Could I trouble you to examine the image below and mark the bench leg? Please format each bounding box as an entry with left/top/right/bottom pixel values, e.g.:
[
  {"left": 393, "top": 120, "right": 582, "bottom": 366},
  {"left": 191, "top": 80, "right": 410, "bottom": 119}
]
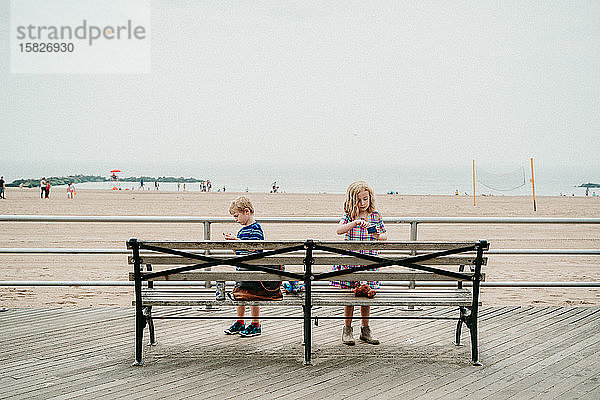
[
  {"left": 468, "top": 316, "right": 481, "bottom": 366},
  {"left": 303, "top": 240, "right": 314, "bottom": 366},
  {"left": 133, "top": 304, "right": 145, "bottom": 366},
  {"left": 454, "top": 320, "right": 463, "bottom": 346},
  {"left": 462, "top": 308, "right": 482, "bottom": 366},
  {"left": 144, "top": 306, "right": 158, "bottom": 346},
  {"left": 454, "top": 306, "right": 467, "bottom": 346},
  {"left": 303, "top": 304, "right": 312, "bottom": 365}
]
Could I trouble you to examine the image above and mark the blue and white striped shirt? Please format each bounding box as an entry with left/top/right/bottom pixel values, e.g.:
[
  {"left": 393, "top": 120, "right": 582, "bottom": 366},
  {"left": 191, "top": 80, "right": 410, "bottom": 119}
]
[
  {"left": 236, "top": 222, "right": 264, "bottom": 241},
  {"left": 235, "top": 222, "right": 264, "bottom": 259}
]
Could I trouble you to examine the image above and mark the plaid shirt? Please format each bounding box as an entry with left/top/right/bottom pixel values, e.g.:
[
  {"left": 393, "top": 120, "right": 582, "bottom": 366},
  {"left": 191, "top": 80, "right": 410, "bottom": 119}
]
[
  {"left": 341, "top": 211, "right": 386, "bottom": 241},
  {"left": 332, "top": 211, "right": 387, "bottom": 289}
]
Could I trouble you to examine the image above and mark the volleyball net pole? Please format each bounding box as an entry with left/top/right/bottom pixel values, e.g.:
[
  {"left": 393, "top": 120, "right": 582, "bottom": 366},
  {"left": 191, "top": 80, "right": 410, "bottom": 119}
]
[
  {"left": 472, "top": 160, "right": 476, "bottom": 206},
  {"left": 530, "top": 157, "right": 537, "bottom": 212}
]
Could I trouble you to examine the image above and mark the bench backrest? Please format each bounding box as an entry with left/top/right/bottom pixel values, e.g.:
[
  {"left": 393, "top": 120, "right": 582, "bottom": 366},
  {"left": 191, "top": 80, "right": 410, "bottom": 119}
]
[{"left": 127, "top": 240, "right": 488, "bottom": 283}]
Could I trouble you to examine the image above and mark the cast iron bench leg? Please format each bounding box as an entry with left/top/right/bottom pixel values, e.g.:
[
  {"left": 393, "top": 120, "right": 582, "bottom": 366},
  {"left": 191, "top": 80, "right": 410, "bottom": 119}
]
[
  {"left": 144, "top": 306, "right": 157, "bottom": 346},
  {"left": 133, "top": 302, "right": 145, "bottom": 366},
  {"left": 469, "top": 316, "right": 481, "bottom": 366},
  {"left": 144, "top": 264, "right": 158, "bottom": 346},
  {"left": 454, "top": 314, "right": 464, "bottom": 346}
]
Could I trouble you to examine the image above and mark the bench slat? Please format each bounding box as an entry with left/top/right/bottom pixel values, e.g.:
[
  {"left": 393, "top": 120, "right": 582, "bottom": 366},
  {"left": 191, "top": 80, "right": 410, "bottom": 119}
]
[
  {"left": 129, "top": 271, "right": 485, "bottom": 282},
  {"left": 128, "top": 255, "right": 486, "bottom": 266},
  {"left": 136, "top": 289, "right": 474, "bottom": 307},
  {"left": 129, "top": 240, "right": 486, "bottom": 251}
]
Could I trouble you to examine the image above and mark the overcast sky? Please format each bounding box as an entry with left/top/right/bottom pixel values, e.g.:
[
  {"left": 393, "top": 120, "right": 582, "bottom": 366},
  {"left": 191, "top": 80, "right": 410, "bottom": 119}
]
[{"left": 1, "top": 1, "right": 599, "bottom": 178}]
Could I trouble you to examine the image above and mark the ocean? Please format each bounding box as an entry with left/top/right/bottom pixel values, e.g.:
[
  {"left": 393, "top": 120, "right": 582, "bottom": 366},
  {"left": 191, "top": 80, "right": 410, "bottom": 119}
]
[{"left": 2, "top": 161, "right": 598, "bottom": 196}]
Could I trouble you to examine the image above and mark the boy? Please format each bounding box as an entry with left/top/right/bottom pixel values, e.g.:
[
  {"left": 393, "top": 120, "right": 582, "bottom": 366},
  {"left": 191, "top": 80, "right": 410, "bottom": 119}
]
[{"left": 223, "top": 196, "right": 264, "bottom": 337}]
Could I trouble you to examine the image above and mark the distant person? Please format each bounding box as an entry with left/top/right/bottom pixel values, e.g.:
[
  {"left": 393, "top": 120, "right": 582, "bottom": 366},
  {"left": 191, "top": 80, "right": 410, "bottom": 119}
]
[
  {"left": 0, "top": 176, "right": 5, "bottom": 199},
  {"left": 40, "top": 177, "right": 46, "bottom": 198},
  {"left": 334, "top": 181, "right": 387, "bottom": 346},
  {"left": 586, "top": 187, "right": 589, "bottom": 196},
  {"left": 139, "top": 179, "right": 144, "bottom": 190},
  {"left": 207, "top": 180, "right": 212, "bottom": 192},
  {"left": 45, "top": 179, "right": 51, "bottom": 198},
  {"left": 154, "top": 180, "right": 159, "bottom": 190},
  {"left": 183, "top": 183, "right": 186, "bottom": 191},
  {"left": 177, "top": 182, "right": 180, "bottom": 191},
  {"left": 67, "top": 182, "right": 75, "bottom": 199}
]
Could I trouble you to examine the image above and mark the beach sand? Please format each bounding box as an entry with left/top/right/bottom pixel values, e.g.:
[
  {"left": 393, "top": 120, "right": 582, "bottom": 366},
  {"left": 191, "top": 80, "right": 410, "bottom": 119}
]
[{"left": 1, "top": 188, "right": 599, "bottom": 307}]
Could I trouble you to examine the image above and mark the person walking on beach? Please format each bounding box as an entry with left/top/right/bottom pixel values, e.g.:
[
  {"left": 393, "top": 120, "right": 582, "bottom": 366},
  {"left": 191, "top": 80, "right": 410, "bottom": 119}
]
[
  {"left": 223, "top": 196, "right": 266, "bottom": 337},
  {"left": 333, "top": 181, "right": 387, "bottom": 346},
  {"left": 67, "top": 182, "right": 75, "bottom": 199},
  {"left": 139, "top": 179, "right": 144, "bottom": 190},
  {"left": 45, "top": 179, "right": 51, "bottom": 198},
  {"left": 40, "top": 177, "right": 46, "bottom": 198},
  {"left": 0, "top": 176, "right": 5, "bottom": 199}
]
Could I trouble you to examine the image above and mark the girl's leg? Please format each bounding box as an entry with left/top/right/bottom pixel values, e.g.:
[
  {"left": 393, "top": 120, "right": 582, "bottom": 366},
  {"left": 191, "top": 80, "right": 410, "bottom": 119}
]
[
  {"left": 344, "top": 305, "right": 354, "bottom": 327},
  {"left": 250, "top": 306, "right": 260, "bottom": 325},
  {"left": 359, "top": 306, "right": 379, "bottom": 344},
  {"left": 342, "top": 306, "right": 355, "bottom": 345},
  {"left": 360, "top": 305, "right": 370, "bottom": 327}
]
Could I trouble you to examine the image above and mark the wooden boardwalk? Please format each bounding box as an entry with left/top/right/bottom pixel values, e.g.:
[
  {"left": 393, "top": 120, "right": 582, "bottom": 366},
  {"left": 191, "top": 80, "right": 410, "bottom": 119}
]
[{"left": 1, "top": 306, "right": 599, "bottom": 399}]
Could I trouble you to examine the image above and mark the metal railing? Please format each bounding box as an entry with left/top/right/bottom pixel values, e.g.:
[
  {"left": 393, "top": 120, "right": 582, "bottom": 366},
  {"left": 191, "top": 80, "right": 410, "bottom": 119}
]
[{"left": 1, "top": 215, "right": 599, "bottom": 288}]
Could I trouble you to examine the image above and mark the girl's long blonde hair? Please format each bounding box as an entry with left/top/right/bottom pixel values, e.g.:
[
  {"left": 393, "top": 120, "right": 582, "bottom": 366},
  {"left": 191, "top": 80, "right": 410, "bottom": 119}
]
[{"left": 344, "top": 181, "right": 375, "bottom": 220}]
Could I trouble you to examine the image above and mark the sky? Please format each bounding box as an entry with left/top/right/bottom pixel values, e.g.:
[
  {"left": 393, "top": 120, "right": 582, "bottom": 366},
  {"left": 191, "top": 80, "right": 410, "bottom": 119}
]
[{"left": 1, "top": 1, "right": 599, "bottom": 182}]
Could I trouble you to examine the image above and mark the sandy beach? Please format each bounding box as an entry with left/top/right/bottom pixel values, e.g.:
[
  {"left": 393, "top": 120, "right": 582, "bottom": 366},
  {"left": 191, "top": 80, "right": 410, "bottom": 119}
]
[{"left": 1, "top": 188, "right": 598, "bottom": 307}]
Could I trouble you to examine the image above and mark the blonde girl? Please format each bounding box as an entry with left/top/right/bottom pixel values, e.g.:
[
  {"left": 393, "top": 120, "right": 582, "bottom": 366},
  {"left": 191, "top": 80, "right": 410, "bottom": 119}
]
[{"left": 334, "top": 181, "right": 387, "bottom": 345}]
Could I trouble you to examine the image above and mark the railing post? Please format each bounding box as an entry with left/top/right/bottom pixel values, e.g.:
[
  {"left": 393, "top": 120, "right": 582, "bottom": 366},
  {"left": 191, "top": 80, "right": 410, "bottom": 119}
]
[
  {"left": 203, "top": 221, "right": 212, "bottom": 289},
  {"left": 303, "top": 239, "right": 315, "bottom": 366},
  {"left": 130, "top": 238, "right": 144, "bottom": 366},
  {"left": 408, "top": 222, "right": 419, "bottom": 309},
  {"left": 203, "top": 221, "right": 211, "bottom": 241},
  {"left": 409, "top": 221, "right": 418, "bottom": 241}
]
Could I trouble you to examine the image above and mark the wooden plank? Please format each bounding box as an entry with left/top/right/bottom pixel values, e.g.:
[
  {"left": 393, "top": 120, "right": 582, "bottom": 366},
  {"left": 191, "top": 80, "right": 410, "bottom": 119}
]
[
  {"left": 130, "top": 270, "right": 482, "bottom": 281},
  {"left": 485, "top": 335, "right": 600, "bottom": 399},
  {"left": 128, "top": 255, "right": 486, "bottom": 266},
  {"left": 417, "top": 308, "right": 598, "bottom": 399},
  {"left": 129, "top": 240, "right": 484, "bottom": 251},
  {"left": 138, "top": 290, "right": 474, "bottom": 307},
  {"left": 3, "top": 306, "right": 598, "bottom": 399}
]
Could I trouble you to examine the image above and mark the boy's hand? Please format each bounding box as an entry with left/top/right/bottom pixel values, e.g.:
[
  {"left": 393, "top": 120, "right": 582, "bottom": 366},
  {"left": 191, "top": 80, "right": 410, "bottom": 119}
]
[{"left": 223, "top": 232, "right": 237, "bottom": 240}]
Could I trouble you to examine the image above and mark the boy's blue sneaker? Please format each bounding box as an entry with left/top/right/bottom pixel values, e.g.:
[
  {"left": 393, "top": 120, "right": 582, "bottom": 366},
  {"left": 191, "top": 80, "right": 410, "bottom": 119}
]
[
  {"left": 239, "top": 323, "right": 261, "bottom": 337},
  {"left": 224, "top": 320, "right": 245, "bottom": 335}
]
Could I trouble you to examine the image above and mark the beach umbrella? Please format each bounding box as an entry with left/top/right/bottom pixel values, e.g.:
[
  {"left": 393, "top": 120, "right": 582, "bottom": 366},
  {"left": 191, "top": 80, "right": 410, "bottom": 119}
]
[{"left": 110, "top": 169, "right": 121, "bottom": 186}]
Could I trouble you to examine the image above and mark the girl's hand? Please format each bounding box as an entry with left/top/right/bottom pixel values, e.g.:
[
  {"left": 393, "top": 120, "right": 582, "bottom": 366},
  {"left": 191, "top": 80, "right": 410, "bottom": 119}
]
[
  {"left": 375, "top": 232, "right": 387, "bottom": 241},
  {"left": 223, "top": 232, "right": 236, "bottom": 240},
  {"left": 355, "top": 219, "right": 368, "bottom": 228}
]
